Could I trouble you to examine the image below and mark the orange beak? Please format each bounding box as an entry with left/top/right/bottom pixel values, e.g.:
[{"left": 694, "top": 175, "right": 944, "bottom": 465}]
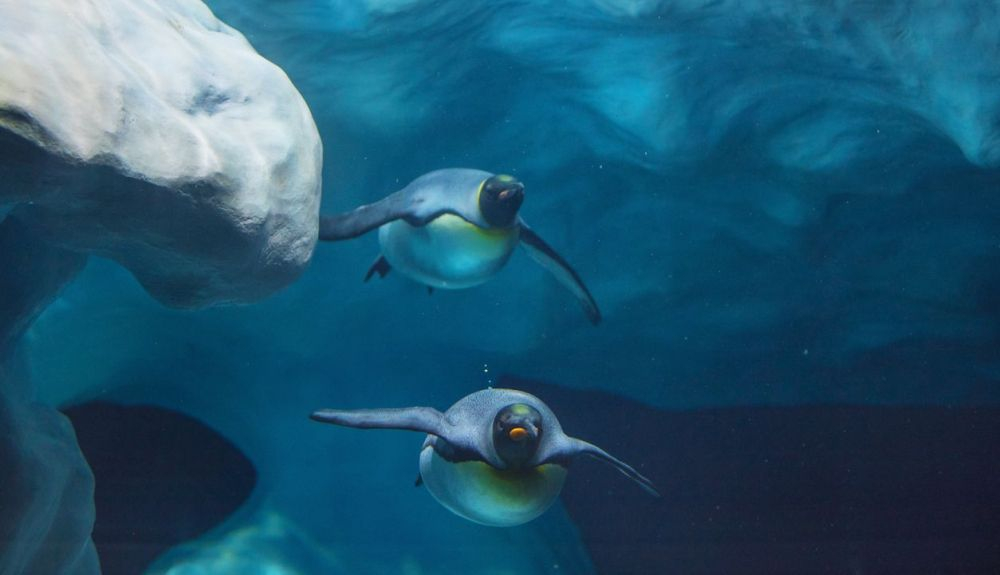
[{"left": 509, "top": 427, "right": 529, "bottom": 441}]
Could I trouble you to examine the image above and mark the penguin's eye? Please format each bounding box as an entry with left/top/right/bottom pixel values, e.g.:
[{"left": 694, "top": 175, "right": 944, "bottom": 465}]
[{"left": 509, "top": 427, "right": 528, "bottom": 441}]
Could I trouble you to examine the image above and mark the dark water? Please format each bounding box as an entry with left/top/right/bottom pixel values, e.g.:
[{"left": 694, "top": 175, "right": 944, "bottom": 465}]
[{"left": 3, "top": 1, "right": 1000, "bottom": 574}]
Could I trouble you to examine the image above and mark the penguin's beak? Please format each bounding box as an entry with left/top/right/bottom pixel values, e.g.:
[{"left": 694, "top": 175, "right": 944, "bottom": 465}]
[
  {"left": 508, "top": 422, "right": 537, "bottom": 442},
  {"left": 499, "top": 184, "right": 524, "bottom": 202}
]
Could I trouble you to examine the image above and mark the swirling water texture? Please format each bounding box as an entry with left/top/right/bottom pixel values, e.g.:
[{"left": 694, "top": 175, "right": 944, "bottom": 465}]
[{"left": 195, "top": 0, "right": 1000, "bottom": 405}]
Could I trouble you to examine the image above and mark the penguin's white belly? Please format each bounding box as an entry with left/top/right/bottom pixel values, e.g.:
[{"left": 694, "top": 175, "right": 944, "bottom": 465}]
[
  {"left": 379, "top": 214, "right": 519, "bottom": 289},
  {"left": 418, "top": 446, "right": 567, "bottom": 527}
]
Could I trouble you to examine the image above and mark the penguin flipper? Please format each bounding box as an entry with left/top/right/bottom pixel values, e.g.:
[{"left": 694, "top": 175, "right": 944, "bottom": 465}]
[
  {"left": 310, "top": 406, "right": 446, "bottom": 436},
  {"left": 364, "top": 255, "right": 391, "bottom": 282},
  {"left": 541, "top": 437, "right": 660, "bottom": 497},
  {"left": 311, "top": 406, "right": 486, "bottom": 463},
  {"left": 518, "top": 221, "right": 601, "bottom": 325},
  {"left": 319, "top": 188, "right": 458, "bottom": 241}
]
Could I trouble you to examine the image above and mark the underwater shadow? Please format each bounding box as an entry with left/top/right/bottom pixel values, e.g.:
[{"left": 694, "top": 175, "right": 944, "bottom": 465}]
[
  {"left": 509, "top": 377, "right": 1000, "bottom": 575},
  {"left": 63, "top": 402, "right": 256, "bottom": 575}
]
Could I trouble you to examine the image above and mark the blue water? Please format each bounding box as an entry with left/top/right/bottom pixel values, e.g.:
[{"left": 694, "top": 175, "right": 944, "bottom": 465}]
[{"left": 3, "top": 1, "right": 1000, "bottom": 574}]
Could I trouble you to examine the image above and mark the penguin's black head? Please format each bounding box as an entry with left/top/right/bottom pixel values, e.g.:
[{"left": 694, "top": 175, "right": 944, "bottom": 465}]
[
  {"left": 479, "top": 174, "right": 524, "bottom": 227},
  {"left": 492, "top": 403, "right": 542, "bottom": 469}
]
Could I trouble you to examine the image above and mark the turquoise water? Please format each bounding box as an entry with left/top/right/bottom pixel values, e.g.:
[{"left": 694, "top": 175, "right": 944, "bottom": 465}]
[{"left": 2, "top": 1, "right": 999, "bottom": 574}]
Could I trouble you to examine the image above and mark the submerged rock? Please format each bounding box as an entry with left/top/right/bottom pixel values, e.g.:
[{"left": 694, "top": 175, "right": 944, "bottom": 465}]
[
  {"left": 0, "top": 1, "right": 319, "bottom": 574},
  {"left": 0, "top": 216, "right": 86, "bottom": 350},
  {"left": 0, "top": 0, "right": 322, "bottom": 307},
  {"left": 0, "top": 219, "right": 92, "bottom": 575},
  {"left": 0, "top": 360, "right": 99, "bottom": 575}
]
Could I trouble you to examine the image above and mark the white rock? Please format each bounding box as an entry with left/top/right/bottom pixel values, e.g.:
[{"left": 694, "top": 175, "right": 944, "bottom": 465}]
[
  {"left": 0, "top": 1, "right": 321, "bottom": 572},
  {"left": 0, "top": 0, "right": 322, "bottom": 307}
]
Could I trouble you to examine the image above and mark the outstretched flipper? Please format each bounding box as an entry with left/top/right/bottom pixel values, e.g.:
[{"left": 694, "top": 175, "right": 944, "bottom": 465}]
[
  {"left": 364, "top": 255, "right": 391, "bottom": 282},
  {"left": 575, "top": 439, "right": 660, "bottom": 497},
  {"left": 540, "top": 437, "right": 659, "bottom": 497},
  {"left": 319, "top": 187, "right": 460, "bottom": 241},
  {"left": 518, "top": 221, "right": 601, "bottom": 325},
  {"left": 311, "top": 405, "right": 486, "bottom": 463},
  {"left": 310, "top": 406, "right": 446, "bottom": 435}
]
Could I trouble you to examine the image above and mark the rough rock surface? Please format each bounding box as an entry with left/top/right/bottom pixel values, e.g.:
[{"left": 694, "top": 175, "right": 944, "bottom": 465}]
[
  {"left": 0, "top": 359, "right": 99, "bottom": 575},
  {"left": 1, "top": 1, "right": 320, "bottom": 573},
  {"left": 0, "top": 216, "right": 86, "bottom": 350},
  {"left": 0, "top": 216, "right": 93, "bottom": 574},
  {"left": 0, "top": 0, "right": 322, "bottom": 307}
]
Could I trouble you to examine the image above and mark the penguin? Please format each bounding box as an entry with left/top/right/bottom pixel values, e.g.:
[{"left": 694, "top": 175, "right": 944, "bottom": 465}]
[
  {"left": 310, "top": 388, "right": 658, "bottom": 527},
  {"left": 318, "top": 169, "right": 601, "bottom": 324}
]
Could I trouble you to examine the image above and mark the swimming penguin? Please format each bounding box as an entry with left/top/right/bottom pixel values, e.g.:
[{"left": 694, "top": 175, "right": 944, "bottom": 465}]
[
  {"left": 318, "top": 169, "right": 600, "bottom": 324},
  {"left": 310, "top": 388, "right": 658, "bottom": 526}
]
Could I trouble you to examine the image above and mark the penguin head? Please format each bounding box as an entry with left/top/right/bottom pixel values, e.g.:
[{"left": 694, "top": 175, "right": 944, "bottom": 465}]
[
  {"left": 492, "top": 403, "right": 542, "bottom": 469},
  {"left": 479, "top": 174, "right": 525, "bottom": 227}
]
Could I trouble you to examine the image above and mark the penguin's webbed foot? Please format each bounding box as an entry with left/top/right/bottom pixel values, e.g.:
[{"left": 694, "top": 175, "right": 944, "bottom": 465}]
[{"left": 364, "top": 255, "right": 392, "bottom": 282}]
